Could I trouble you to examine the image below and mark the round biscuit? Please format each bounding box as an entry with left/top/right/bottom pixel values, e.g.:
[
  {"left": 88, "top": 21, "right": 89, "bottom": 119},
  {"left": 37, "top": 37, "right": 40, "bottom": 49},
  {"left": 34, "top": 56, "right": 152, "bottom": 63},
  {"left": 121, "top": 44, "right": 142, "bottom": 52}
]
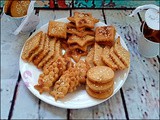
[
  {"left": 10, "top": 0, "right": 30, "bottom": 17},
  {"left": 87, "top": 66, "right": 114, "bottom": 83},
  {"left": 86, "top": 78, "right": 114, "bottom": 92},
  {"left": 86, "top": 85, "right": 114, "bottom": 99}
]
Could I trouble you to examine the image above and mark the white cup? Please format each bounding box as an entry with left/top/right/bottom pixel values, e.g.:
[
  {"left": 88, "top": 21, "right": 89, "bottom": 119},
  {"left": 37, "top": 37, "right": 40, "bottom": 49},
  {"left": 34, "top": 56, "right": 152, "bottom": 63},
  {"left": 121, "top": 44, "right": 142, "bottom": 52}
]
[{"left": 138, "top": 22, "right": 159, "bottom": 58}]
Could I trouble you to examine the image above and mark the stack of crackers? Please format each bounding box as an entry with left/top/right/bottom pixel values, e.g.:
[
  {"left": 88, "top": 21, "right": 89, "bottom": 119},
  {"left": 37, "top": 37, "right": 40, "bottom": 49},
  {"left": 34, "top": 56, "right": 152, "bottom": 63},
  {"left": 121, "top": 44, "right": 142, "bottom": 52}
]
[
  {"left": 86, "top": 66, "right": 114, "bottom": 99},
  {"left": 21, "top": 11, "right": 130, "bottom": 100}
]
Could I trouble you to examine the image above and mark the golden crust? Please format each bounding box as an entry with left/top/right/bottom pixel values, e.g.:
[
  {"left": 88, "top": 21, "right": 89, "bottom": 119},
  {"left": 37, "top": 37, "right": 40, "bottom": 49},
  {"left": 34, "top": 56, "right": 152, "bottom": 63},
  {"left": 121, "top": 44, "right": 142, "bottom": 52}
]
[
  {"left": 95, "top": 26, "right": 116, "bottom": 46},
  {"left": 86, "top": 85, "right": 113, "bottom": 99},
  {"left": 48, "top": 21, "right": 67, "bottom": 39}
]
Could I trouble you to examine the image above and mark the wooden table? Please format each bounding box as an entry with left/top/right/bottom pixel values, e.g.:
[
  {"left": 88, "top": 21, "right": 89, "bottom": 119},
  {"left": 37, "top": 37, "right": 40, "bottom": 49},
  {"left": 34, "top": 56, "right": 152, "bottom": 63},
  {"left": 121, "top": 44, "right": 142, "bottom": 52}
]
[{"left": 1, "top": 9, "right": 159, "bottom": 119}]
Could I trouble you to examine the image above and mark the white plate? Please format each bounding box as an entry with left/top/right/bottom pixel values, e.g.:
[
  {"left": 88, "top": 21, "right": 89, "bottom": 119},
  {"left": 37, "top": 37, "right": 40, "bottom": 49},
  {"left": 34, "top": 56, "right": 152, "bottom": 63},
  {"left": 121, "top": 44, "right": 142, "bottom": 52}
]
[{"left": 19, "top": 18, "right": 130, "bottom": 109}]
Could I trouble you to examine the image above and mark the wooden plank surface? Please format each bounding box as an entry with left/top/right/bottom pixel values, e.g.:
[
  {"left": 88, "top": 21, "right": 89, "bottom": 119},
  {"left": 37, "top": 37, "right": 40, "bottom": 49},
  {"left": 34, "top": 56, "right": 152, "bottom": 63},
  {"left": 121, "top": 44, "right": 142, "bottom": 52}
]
[
  {"left": 104, "top": 10, "right": 159, "bottom": 119},
  {"left": 1, "top": 14, "right": 31, "bottom": 119},
  {"left": 69, "top": 9, "right": 126, "bottom": 119},
  {"left": 11, "top": 10, "right": 70, "bottom": 119}
]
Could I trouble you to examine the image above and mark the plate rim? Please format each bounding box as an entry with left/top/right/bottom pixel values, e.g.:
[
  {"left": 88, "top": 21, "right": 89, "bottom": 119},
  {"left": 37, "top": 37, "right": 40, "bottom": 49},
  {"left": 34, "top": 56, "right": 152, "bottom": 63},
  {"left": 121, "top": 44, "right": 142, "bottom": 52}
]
[{"left": 19, "top": 17, "right": 130, "bottom": 109}]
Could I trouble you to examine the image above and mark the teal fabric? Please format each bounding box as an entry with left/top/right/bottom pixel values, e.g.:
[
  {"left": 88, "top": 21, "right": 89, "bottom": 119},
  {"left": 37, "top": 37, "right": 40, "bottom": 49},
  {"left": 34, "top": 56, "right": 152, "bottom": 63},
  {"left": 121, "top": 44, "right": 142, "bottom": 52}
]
[{"left": 0, "top": 0, "right": 159, "bottom": 8}]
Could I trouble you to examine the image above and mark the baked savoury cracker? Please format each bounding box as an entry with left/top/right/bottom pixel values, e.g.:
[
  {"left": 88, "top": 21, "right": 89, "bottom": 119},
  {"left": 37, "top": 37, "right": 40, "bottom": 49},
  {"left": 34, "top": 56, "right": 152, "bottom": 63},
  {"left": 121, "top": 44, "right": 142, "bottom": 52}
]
[
  {"left": 38, "top": 37, "right": 56, "bottom": 69},
  {"left": 28, "top": 33, "right": 46, "bottom": 62},
  {"left": 113, "top": 37, "right": 130, "bottom": 67},
  {"left": 33, "top": 34, "right": 49, "bottom": 65},
  {"left": 21, "top": 31, "right": 43, "bottom": 61}
]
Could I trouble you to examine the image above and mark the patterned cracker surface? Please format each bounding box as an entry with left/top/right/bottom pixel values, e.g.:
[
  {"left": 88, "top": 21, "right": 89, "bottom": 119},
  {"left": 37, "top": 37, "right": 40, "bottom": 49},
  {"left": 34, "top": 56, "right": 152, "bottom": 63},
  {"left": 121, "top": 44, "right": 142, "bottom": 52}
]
[
  {"left": 50, "top": 67, "right": 80, "bottom": 100},
  {"left": 73, "top": 12, "right": 99, "bottom": 29},
  {"left": 21, "top": 31, "right": 43, "bottom": 61},
  {"left": 75, "top": 60, "right": 89, "bottom": 84},
  {"left": 33, "top": 34, "right": 50, "bottom": 65},
  {"left": 68, "top": 35, "right": 95, "bottom": 47},
  {"left": 35, "top": 57, "right": 68, "bottom": 94},
  {"left": 101, "top": 46, "right": 118, "bottom": 71},
  {"left": 28, "top": 33, "right": 46, "bottom": 62},
  {"left": 93, "top": 43, "right": 105, "bottom": 66},
  {"left": 114, "top": 37, "right": 130, "bottom": 67},
  {"left": 85, "top": 48, "right": 95, "bottom": 68},
  {"left": 109, "top": 47, "right": 126, "bottom": 70},
  {"left": 43, "top": 40, "right": 62, "bottom": 72},
  {"left": 95, "top": 26, "right": 116, "bottom": 45},
  {"left": 38, "top": 37, "right": 56, "bottom": 69},
  {"left": 48, "top": 21, "right": 67, "bottom": 39}
]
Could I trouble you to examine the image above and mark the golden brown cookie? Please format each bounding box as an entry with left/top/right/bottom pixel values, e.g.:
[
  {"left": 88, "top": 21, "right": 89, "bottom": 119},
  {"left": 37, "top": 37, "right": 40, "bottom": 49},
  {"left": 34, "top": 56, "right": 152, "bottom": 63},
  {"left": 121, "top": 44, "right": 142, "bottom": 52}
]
[
  {"left": 72, "top": 12, "right": 99, "bottom": 29},
  {"left": 109, "top": 47, "right": 126, "bottom": 70},
  {"left": 93, "top": 43, "right": 105, "bottom": 66},
  {"left": 48, "top": 21, "right": 67, "bottom": 39},
  {"left": 67, "top": 25, "right": 95, "bottom": 37},
  {"left": 38, "top": 37, "right": 57, "bottom": 69},
  {"left": 85, "top": 48, "right": 95, "bottom": 68},
  {"left": 21, "top": 31, "right": 43, "bottom": 61},
  {"left": 113, "top": 37, "right": 130, "bottom": 67},
  {"left": 69, "top": 41, "right": 93, "bottom": 52},
  {"left": 95, "top": 26, "right": 116, "bottom": 46},
  {"left": 67, "top": 22, "right": 85, "bottom": 31},
  {"left": 86, "top": 78, "right": 114, "bottom": 92},
  {"left": 87, "top": 66, "right": 114, "bottom": 83},
  {"left": 101, "top": 46, "right": 118, "bottom": 71},
  {"left": 35, "top": 57, "right": 68, "bottom": 94},
  {"left": 10, "top": 0, "right": 30, "bottom": 17},
  {"left": 43, "top": 40, "right": 62, "bottom": 72},
  {"left": 33, "top": 34, "right": 50, "bottom": 66},
  {"left": 86, "top": 85, "right": 113, "bottom": 99},
  {"left": 68, "top": 35, "right": 95, "bottom": 47},
  {"left": 50, "top": 67, "right": 80, "bottom": 100},
  {"left": 28, "top": 33, "right": 46, "bottom": 62},
  {"left": 75, "top": 60, "right": 89, "bottom": 84}
]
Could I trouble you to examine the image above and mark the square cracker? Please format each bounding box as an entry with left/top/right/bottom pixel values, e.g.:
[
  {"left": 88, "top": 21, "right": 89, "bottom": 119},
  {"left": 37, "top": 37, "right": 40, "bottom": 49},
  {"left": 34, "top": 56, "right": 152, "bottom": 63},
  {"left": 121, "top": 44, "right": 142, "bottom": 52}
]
[
  {"left": 48, "top": 21, "right": 67, "bottom": 39},
  {"left": 21, "top": 31, "right": 43, "bottom": 61},
  {"left": 95, "top": 26, "right": 116, "bottom": 46}
]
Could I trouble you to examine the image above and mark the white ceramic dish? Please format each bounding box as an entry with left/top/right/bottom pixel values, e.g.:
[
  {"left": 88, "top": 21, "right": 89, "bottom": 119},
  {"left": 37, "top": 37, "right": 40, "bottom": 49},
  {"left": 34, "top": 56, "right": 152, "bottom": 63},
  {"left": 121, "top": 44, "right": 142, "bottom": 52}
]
[{"left": 19, "top": 18, "right": 130, "bottom": 109}]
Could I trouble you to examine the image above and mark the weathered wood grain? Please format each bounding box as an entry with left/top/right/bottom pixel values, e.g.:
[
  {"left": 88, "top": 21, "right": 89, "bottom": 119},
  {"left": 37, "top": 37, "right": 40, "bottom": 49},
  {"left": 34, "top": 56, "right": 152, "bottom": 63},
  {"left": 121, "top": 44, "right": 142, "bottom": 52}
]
[
  {"left": 1, "top": 14, "right": 31, "bottom": 119},
  {"left": 11, "top": 10, "right": 70, "bottom": 119},
  {"left": 104, "top": 10, "right": 159, "bottom": 119},
  {"left": 69, "top": 9, "right": 126, "bottom": 119}
]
